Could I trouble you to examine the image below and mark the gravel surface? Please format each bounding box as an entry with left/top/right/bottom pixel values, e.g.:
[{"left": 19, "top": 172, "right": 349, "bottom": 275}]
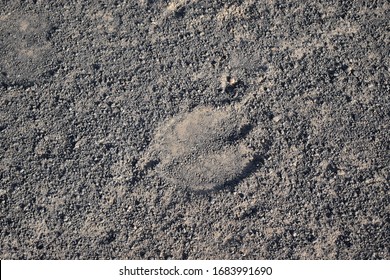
[{"left": 1, "top": 0, "right": 389, "bottom": 259}]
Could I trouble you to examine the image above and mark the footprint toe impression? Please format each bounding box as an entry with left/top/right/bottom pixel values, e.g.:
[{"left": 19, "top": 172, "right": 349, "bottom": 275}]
[{"left": 141, "top": 105, "right": 260, "bottom": 192}]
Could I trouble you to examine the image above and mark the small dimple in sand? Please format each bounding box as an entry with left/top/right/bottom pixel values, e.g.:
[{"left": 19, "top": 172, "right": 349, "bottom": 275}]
[{"left": 140, "top": 105, "right": 258, "bottom": 191}]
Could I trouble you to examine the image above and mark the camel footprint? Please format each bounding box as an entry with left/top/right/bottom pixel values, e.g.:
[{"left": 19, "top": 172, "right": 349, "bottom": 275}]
[{"left": 140, "top": 97, "right": 268, "bottom": 192}]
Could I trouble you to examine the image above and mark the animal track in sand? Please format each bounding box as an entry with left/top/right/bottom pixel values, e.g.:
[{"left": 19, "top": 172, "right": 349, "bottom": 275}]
[
  {"left": 140, "top": 100, "right": 266, "bottom": 192},
  {"left": 0, "top": 13, "right": 53, "bottom": 86}
]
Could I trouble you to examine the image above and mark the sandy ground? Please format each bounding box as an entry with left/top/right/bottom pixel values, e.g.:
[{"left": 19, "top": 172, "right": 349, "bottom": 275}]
[{"left": 0, "top": 0, "right": 389, "bottom": 259}]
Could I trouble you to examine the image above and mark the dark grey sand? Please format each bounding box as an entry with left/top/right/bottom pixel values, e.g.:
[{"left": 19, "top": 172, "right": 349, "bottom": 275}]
[{"left": 1, "top": 0, "right": 389, "bottom": 259}]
